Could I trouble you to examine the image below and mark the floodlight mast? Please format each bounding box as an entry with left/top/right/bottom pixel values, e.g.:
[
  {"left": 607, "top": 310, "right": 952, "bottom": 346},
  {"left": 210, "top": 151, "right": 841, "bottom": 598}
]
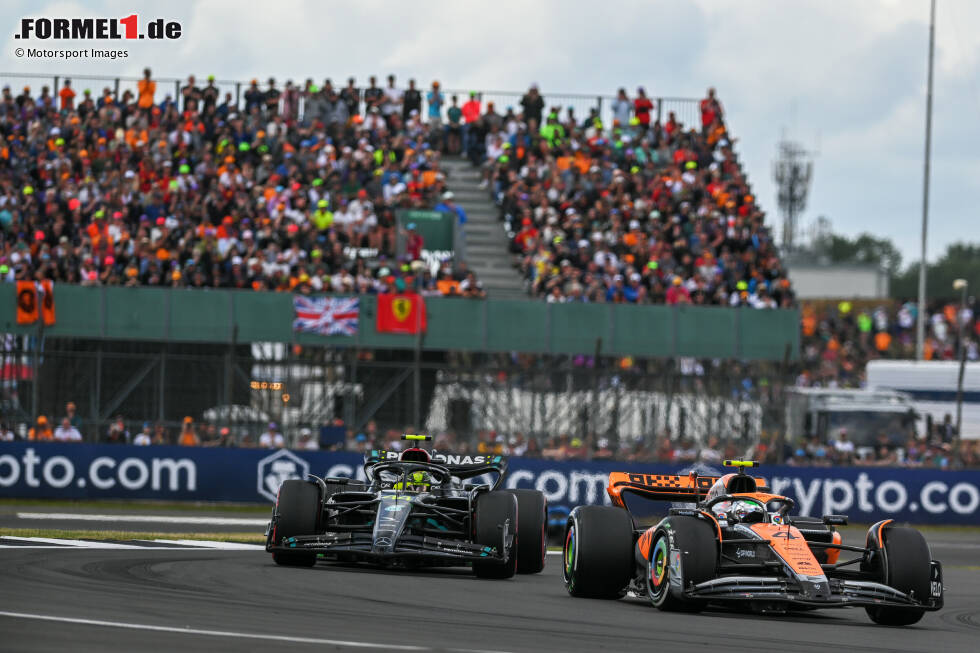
[{"left": 916, "top": 0, "right": 936, "bottom": 360}]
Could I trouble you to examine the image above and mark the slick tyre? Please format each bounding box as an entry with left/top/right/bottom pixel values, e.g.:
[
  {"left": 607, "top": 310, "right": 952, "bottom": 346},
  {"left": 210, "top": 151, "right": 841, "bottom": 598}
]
[
  {"left": 647, "top": 516, "right": 716, "bottom": 612},
  {"left": 271, "top": 480, "right": 320, "bottom": 568},
  {"left": 472, "top": 491, "right": 519, "bottom": 579},
  {"left": 866, "top": 527, "right": 931, "bottom": 626},
  {"left": 562, "top": 505, "right": 633, "bottom": 599},
  {"left": 506, "top": 489, "right": 547, "bottom": 574}
]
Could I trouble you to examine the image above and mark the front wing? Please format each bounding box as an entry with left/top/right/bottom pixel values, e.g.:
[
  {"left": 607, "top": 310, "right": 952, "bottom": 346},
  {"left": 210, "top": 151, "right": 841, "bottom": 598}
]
[
  {"left": 267, "top": 531, "right": 506, "bottom": 566},
  {"left": 684, "top": 561, "right": 944, "bottom": 611}
]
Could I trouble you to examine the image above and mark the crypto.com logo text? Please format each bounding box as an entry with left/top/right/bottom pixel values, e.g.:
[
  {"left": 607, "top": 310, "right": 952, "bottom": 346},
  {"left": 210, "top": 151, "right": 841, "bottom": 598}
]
[{"left": 15, "top": 15, "right": 182, "bottom": 40}]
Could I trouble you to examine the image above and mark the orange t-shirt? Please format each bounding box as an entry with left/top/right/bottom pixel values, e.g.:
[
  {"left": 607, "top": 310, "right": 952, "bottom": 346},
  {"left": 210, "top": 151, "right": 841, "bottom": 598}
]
[
  {"left": 874, "top": 331, "right": 892, "bottom": 352},
  {"left": 138, "top": 79, "right": 156, "bottom": 108},
  {"left": 178, "top": 431, "right": 200, "bottom": 446}
]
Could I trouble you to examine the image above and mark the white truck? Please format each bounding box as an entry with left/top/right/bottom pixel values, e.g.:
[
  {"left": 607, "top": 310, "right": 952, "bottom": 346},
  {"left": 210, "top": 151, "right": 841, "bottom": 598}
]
[
  {"left": 786, "top": 387, "right": 918, "bottom": 457},
  {"left": 866, "top": 360, "right": 980, "bottom": 440}
]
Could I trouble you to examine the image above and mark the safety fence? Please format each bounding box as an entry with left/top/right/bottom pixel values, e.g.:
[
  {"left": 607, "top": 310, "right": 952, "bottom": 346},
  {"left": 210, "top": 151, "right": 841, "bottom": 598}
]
[
  {"left": 1, "top": 442, "right": 977, "bottom": 525},
  {"left": 0, "top": 338, "right": 791, "bottom": 451}
]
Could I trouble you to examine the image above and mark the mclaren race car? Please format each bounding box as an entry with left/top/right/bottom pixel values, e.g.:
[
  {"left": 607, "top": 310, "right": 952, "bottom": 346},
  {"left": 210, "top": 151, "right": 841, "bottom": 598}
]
[
  {"left": 562, "top": 460, "right": 943, "bottom": 625},
  {"left": 266, "top": 435, "right": 547, "bottom": 578}
]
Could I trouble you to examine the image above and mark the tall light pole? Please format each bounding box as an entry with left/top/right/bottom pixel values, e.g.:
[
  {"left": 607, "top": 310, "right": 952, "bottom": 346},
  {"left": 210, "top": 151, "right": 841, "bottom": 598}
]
[
  {"left": 953, "top": 278, "right": 967, "bottom": 457},
  {"left": 916, "top": 0, "right": 936, "bottom": 360}
]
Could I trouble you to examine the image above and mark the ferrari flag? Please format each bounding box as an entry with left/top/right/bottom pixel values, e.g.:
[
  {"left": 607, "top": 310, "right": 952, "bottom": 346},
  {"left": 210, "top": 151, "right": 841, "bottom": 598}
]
[
  {"left": 293, "top": 296, "right": 359, "bottom": 336},
  {"left": 376, "top": 293, "right": 427, "bottom": 334}
]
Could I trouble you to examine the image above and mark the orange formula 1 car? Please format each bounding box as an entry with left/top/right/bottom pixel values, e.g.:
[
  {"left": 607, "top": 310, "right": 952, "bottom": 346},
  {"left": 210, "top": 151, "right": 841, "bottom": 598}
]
[{"left": 561, "top": 461, "right": 943, "bottom": 625}]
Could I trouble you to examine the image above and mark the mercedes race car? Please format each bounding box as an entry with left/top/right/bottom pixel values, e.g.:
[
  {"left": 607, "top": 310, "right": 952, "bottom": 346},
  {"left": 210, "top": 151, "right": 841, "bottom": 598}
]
[
  {"left": 562, "top": 460, "right": 944, "bottom": 625},
  {"left": 266, "top": 435, "right": 547, "bottom": 578}
]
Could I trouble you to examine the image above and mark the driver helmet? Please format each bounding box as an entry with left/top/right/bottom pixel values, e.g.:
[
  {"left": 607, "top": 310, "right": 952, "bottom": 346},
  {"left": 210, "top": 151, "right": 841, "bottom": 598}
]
[
  {"left": 400, "top": 447, "right": 430, "bottom": 463},
  {"left": 727, "top": 499, "right": 765, "bottom": 524},
  {"left": 403, "top": 470, "right": 430, "bottom": 492}
]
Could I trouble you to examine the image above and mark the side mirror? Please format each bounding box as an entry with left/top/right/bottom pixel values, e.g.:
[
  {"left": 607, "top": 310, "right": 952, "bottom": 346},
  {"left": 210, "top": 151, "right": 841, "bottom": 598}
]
[{"left": 822, "top": 514, "right": 848, "bottom": 526}]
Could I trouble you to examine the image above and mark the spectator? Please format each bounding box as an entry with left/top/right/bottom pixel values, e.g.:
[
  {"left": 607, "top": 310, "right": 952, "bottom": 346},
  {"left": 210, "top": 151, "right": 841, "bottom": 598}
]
[
  {"left": 152, "top": 422, "right": 170, "bottom": 445},
  {"left": 137, "top": 68, "right": 155, "bottom": 112},
  {"left": 64, "top": 401, "right": 81, "bottom": 429},
  {"left": 382, "top": 74, "right": 402, "bottom": 126},
  {"left": 298, "top": 428, "right": 320, "bottom": 450},
  {"left": 54, "top": 417, "right": 82, "bottom": 443},
  {"left": 133, "top": 422, "right": 153, "bottom": 446},
  {"left": 832, "top": 428, "right": 855, "bottom": 464},
  {"left": 28, "top": 416, "right": 53, "bottom": 441},
  {"left": 699, "top": 435, "right": 722, "bottom": 464},
  {"left": 58, "top": 79, "right": 76, "bottom": 111},
  {"left": 0, "top": 422, "right": 14, "bottom": 441},
  {"left": 520, "top": 84, "right": 545, "bottom": 131},
  {"left": 446, "top": 94, "right": 462, "bottom": 154},
  {"left": 259, "top": 422, "right": 285, "bottom": 448},
  {"left": 105, "top": 416, "right": 130, "bottom": 444},
  {"left": 404, "top": 223, "right": 424, "bottom": 261},
  {"left": 178, "top": 417, "right": 200, "bottom": 446},
  {"left": 611, "top": 88, "right": 631, "bottom": 127},
  {"left": 633, "top": 86, "right": 653, "bottom": 130},
  {"left": 403, "top": 78, "right": 421, "bottom": 123}
]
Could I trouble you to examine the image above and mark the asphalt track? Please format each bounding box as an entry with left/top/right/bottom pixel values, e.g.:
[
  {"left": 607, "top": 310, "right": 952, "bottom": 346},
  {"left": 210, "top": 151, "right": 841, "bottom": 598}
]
[{"left": 1, "top": 532, "right": 979, "bottom": 652}]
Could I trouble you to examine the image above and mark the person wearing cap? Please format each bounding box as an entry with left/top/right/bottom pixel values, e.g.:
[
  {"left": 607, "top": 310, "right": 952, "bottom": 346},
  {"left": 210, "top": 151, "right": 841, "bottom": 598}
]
[
  {"left": 298, "top": 427, "right": 320, "bottom": 451},
  {"left": 434, "top": 191, "right": 467, "bottom": 226},
  {"left": 426, "top": 80, "right": 444, "bottom": 134},
  {"left": 133, "top": 422, "right": 153, "bottom": 446},
  {"left": 259, "top": 422, "right": 285, "bottom": 449},
  {"left": 404, "top": 222, "right": 424, "bottom": 261},
  {"left": 178, "top": 417, "right": 200, "bottom": 446},
  {"left": 28, "top": 416, "right": 54, "bottom": 441}
]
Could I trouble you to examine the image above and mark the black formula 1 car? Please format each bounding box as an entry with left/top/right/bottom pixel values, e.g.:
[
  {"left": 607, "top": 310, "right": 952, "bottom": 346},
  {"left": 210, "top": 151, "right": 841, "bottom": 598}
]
[
  {"left": 562, "top": 461, "right": 944, "bottom": 625},
  {"left": 266, "top": 435, "right": 547, "bottom": 578}
]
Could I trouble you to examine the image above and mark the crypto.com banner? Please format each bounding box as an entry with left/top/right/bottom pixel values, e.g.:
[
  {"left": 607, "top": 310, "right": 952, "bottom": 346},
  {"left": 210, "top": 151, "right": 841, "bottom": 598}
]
[{"left": 1, "top": 442, "right": 978, "bottom": 525}]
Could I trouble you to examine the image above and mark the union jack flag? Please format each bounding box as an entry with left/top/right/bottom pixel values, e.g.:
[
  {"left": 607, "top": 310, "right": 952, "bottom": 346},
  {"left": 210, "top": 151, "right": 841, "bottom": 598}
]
[{"left": 293, "top": 296, "right": 359, "bottom": 336}]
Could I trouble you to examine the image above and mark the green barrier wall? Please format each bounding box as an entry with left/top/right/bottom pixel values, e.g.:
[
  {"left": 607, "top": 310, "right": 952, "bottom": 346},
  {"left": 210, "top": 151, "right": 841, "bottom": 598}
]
[{"left": 0, "top": 284, "right": 799, "bottom": 360}]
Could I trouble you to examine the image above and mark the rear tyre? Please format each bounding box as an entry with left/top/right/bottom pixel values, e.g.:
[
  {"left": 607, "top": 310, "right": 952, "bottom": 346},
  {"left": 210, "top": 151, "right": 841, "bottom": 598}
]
[
  {"left": 472, "top": 492, "right": 519, "bottom": 579},
  {"left": 866, "top": 527, "right": 930, "bottom": 626},
  {"left": 506, "top": 489, "right": 547, "bottom": 574},
  {"left": 271, "top": 480, "right": 320, "bottom": 568},
  {"left": 562, "top": 506, "right": 633, "bottom": 598},
  {"left": 648, "top": 516, "right": 716, "bottom": 612}
]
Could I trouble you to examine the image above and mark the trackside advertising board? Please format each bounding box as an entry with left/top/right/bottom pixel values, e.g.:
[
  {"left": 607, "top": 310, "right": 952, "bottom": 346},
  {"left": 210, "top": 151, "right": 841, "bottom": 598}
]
[{"left": 1, "top": 442, "right": 978, "bottom": 525}]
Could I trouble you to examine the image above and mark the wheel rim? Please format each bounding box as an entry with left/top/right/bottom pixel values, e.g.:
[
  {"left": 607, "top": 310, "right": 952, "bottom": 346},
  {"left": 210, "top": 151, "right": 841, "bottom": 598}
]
[
  {"left": 649, "top": 537, "right": 669, "bottom": 597},
  {"left": 564, "top": 525, "right": 576, "bottom": 580}
]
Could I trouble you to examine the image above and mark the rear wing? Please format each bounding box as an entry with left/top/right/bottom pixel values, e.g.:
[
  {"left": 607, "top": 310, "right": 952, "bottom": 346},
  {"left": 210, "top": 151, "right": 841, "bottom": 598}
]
[
  {"left": 365, "top": 449, "right": 507, "bottom": 488},
  {"left": 607, "top": 472, "right": 770, "bottom": 508}
]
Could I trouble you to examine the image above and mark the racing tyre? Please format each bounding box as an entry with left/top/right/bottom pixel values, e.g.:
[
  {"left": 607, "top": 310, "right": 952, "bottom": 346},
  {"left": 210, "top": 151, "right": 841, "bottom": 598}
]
[
  {"left": 562, "top": 505, "right": 633, "bottom": 598},
  {"left": 506, "top": 489, "right": 547, "bottom": 574},
  {"left": 866, "top": 527, "right": 930, "bottom": 626},
  {"left": 271, "top": 480, "right": 320, "bottom": 568},
  {"left": 648, "top": 516, "right": 717, "bottom": 612},
  {"left": 472, "top": 491, "right": 519, "bottom": 579}
]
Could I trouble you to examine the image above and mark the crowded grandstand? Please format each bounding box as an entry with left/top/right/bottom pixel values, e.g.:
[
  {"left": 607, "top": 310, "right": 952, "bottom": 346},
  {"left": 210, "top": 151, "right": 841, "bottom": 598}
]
[{"left": 0, "top": 71, "right": 974, "bottom": 469}]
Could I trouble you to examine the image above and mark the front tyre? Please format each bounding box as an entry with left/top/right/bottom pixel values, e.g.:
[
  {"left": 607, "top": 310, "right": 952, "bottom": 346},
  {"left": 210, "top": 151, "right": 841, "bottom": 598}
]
[
  {"left": 648, "top": 516, "right": 716, "bottom": 612},
  {"left": 562, "top": 505, "right": 633, "bottom": 598},
  {"left": 472, "top": 491, "right": 519, "bottom": 579},
  {"left": 866, "top": 527, "right": 930, "bottom": 626},
  {"left": 271, "top": 480, "right": 320, "bottom": 568}
]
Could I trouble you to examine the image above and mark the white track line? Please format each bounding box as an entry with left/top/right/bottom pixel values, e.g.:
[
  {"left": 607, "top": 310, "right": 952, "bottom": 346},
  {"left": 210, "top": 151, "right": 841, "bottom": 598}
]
[
  {"left": 0, "top": 536, "right": 146, "bottom": 549},
  {"left": 16, "top": 512, "right": 267, "bottom": 526},
  {"left": 0, "top": 611, "right": 513, "bottom": 652},
  {"left": 546, "top": 550, "right": 562, "bottom": 555},
  {"left": 143, "top": 539, "right": 263, "bottom": 550}
]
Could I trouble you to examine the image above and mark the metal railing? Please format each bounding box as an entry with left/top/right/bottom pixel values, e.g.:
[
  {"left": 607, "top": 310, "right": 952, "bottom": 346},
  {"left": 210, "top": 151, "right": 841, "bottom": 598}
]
[{"left": 0, "top": 71, "right": 703, "bottom": 130}]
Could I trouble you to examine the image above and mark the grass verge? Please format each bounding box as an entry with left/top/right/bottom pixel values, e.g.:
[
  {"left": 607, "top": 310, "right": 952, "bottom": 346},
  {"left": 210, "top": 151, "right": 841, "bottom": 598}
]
[{"left": 0, "top": 527, "right": 265, "bottom": 543}]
